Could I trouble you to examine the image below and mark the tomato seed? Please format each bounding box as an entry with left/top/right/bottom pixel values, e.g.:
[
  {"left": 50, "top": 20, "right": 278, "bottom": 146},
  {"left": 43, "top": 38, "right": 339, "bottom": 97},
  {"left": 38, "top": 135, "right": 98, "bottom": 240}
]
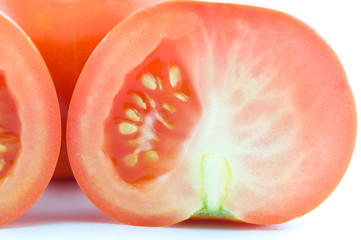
[
  {"left": 163, "top": 103, "right": 176, "bottom": 113},
  {"left": 127, "top": 139, "right": 138, "bottom": 148},
  {"left": 118, "top": 122, "right": 138, "bottom": 135},
  {"left": 174, "top": 92, "right": 189, "bottom": 102},
  {"left": 123, "top": 154, "right": 138, "bottom": 167},
  {"left": 169, "top": 65, "right": 181, "bottom": 88},
  {"left": 0, "top": 159, "right": 4, "bottom": 172},
  {"left": 133, "top": 94, "right": 147, "bottom": 109},
  {"left": 141, "top": 73, "right": 157, "bottom": 90},
  {"left": 125, "top": 109, "right": 141, "bottom": 122},
  {"left": 156, "top": 75, "right": 163, "bottom": 91},
  {"left": 0, "top": 144, "right": 7, "bottom": 153},
  {"left": 154, "top": 111, "right": 174, "bottom": 130},
  {"left": 144, "top": 150, "right": 159, "bottom": 163}
]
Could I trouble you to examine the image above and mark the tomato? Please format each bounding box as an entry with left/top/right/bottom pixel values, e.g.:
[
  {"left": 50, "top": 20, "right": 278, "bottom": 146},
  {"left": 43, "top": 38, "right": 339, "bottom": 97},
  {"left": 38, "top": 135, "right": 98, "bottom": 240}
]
[
  {"left": 0, "top": 0, "right": 164, "bottom": 178},
  {"left": 67, "top": 1, "right": 357, "bottom": 226},
  {"left": 0, "top": 14, "right": 60, "bottom": 225}
]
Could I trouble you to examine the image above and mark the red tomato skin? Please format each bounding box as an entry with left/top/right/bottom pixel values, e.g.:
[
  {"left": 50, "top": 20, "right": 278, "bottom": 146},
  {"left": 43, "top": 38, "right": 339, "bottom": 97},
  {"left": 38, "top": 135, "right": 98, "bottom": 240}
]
[
  {"left": 0, "top": 14, "right": 60, "bottom": 225},
  {"left": 67, "top": 1, "right": 356, "bottom": 226},
  {"left": 0, "top": 0, "right": 163, "bottom": 178}
]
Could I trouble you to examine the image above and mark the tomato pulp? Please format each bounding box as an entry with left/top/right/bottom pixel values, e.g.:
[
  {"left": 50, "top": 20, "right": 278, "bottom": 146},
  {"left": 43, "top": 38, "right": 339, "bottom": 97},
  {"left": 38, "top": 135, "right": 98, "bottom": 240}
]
[
  {"left": 67, "top": 2, "right": 357, "bottom": 226},
  {"left": 0, "top": 14, "right": 60, "bottom": 225},
  {"left": 0, "top": 0, "right": 164, "bottom": 178}
]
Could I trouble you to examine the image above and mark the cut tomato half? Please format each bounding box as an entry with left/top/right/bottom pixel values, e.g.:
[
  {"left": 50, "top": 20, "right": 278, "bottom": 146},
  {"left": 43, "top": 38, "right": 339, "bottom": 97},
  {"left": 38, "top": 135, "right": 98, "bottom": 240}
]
[
  {"left": 0, "top": 0, "right": 164, "bottom": 178},
  {"left": 0, "top": 14, "right": 60, "bottom": 225},
  {"left": 67, "top": 2, "right": 356, "bottom": 226}
]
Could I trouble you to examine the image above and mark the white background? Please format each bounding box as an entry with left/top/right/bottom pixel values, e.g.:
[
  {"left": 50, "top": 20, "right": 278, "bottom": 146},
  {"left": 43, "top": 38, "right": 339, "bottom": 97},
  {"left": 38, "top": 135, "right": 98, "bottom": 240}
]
[{"left": 1, "top": 0, "right": 361, "bottom": 239}]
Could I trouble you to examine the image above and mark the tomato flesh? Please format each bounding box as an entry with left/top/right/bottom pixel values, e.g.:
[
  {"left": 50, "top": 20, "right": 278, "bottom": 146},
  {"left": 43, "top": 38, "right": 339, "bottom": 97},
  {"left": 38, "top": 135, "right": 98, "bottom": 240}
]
[
  {"left": 104, "top": 39, "right": 201, "bottom": 183},
  {"left": 0, "top": 71, "right": 20, "bottom": 179}
]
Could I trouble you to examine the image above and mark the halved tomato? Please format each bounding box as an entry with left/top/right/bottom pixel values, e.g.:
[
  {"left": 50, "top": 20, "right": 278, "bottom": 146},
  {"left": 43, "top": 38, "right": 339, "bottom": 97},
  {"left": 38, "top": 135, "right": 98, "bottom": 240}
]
[
  {"left": 0, "top": 14, "right": 60, "bottom": 225},
  {"left": 0, "top": 0, "right": 164, "bottom": 178},
  {"left": 67, "top": 2, "right": 357, "bottom": 226}
]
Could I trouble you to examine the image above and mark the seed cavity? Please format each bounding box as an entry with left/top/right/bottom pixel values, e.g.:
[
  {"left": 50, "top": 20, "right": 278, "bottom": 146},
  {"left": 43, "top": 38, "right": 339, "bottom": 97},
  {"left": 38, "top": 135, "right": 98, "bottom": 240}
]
[
  {"left": 141, "top": 73, "right": 157, "bottom": 90},
  {"left": 174, "top": 92, "right": 189, "bottom": 102},
  {"left": 123, "top": 154, "right": 138, "bottom": 167},
  {"left": 0, "top": 144, "right": 6, "bottom": 153},
  {"left": 163, "top": 103, "right": 176, "bottom": 113},
  {"left": 125, "top": 108, "right": 141, "bottom": 122},
  {"left": 118, "top": 122, "right": 138, "bottom": 135},
  {"left": 169, "top": 65, "right": 181, "bottom": 88},
  {"left": 114, "top": 62, "right": 191, "bottom": 172},
  {"left": 133, "top": 94, "right": 147, "bottom": 109},
  {"left": 144, "top": 151, "right": 159, "bottom": 163}
]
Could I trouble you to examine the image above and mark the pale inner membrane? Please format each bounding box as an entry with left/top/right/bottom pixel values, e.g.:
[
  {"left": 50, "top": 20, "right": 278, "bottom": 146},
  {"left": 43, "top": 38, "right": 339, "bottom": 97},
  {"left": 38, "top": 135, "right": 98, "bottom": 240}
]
[{"left": 186, "top": 46, "right": 298, "bottom": 215}]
